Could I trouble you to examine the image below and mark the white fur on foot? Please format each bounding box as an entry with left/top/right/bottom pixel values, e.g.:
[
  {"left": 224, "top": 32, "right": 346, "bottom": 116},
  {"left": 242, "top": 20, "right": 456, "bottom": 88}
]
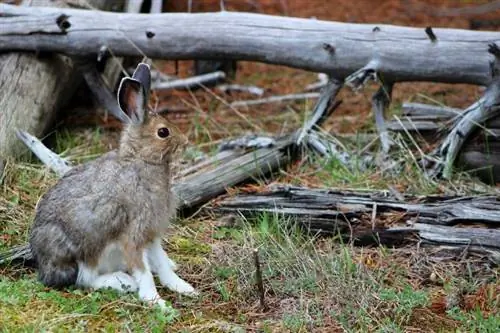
[
  {"left": 158, "top": 270, "right": 199, "bottom": 296},
  {"left": 147, "top": 238, "right": 178, "bottom": 272},
  {"left": 93, "top": 271, "right": 138, "bottom": 292},
  {"left": 133, "top": 250, "right": 166, "bottom": 305},
  {"left": 76, "top": 262, "right": 136, "bottom": 292},
  {"left": 164, "top": 255, "right": 178, "bottom": 271},
  {"left": 147, "top": 239, "right": 198, "bottom": 296}
]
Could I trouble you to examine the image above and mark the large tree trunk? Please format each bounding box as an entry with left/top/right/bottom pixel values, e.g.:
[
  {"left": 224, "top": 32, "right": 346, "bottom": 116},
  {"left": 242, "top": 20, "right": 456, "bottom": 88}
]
[
  {"left": 0, "top": 4, "right": 498, "bottom": 86},
  {"left": 0, "top": 0, "right": 120, "bottom": 164}
]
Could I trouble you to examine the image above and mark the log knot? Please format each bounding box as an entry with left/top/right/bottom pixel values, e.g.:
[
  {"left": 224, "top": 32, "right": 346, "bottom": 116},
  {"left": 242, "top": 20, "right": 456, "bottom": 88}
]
[
  {"left": 322, "top": 43, "right": 335, "bottom": 55},
  {"left": 55, "top": 14, "right": 71, "bottom": 32}
]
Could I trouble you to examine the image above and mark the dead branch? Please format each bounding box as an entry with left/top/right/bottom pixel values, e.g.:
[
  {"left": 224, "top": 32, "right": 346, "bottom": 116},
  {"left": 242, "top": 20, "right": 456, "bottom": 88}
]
[
  {"left": 217, "top": 84, "right": 264, "bottom": 96},
  {"left": 230, "top": 93, "right": 320, "bottom": 108},
  {"left": 402, "top": 102, "right": 462, "bottom": 119},
  {"left": 15, "top": 130, "right": 72, "bottom": 177},
  {"left": 253, "top": 248, "right": 267, "bottom": 311},
  {"left": 430, "top": 78, "right": 500, "bottom": 179},
  {"left": 152, "top": 71, "right": 226, "bottom": 90},
  {"left": 372, "top": 83, "right": 394, "bottom": 154},
  {"left": 305, "top": 73, "right": 329, "bottom": 91}
]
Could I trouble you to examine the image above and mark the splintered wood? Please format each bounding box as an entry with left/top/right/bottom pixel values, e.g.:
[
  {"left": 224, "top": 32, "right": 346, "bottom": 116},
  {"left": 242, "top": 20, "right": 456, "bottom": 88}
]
[{"left": 213, "top": 185, "right": 500, "bottom": 264}]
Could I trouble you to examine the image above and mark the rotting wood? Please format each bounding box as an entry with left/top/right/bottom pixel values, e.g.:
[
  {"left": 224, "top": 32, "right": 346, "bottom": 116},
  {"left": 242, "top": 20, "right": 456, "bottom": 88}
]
[
  {"left": 1, "top": 4, "right": 499, "bottom": 86},
  {"left": 173, "top": 135, "right": 296, "bottom": 210},
  {"left": 211, "top": 184, "right": 500, "bottom": 264}
]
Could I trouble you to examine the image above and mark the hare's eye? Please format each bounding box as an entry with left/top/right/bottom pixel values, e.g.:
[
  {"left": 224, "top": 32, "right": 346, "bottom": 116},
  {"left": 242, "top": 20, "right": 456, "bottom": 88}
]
[{"left": 157, "top": 127, "right": 170, "bottom": 138}]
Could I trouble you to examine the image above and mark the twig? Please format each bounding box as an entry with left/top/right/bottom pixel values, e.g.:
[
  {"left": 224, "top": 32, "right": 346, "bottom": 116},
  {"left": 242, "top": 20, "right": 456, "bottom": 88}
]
[
  {"left": 253, "top": 248, "right": 268, "bottom": 311},
  {"left": 230, "top": 93, "right": 320, "bottom": 107},
  {"left": 152, "top": 71, "right": 226, "bottom": 90},
  {"left": 216, "top": 84, "right": 264, "bottom": 96},
  {"left": 297, "top": 80, "right": 343, "bottom": 144}
]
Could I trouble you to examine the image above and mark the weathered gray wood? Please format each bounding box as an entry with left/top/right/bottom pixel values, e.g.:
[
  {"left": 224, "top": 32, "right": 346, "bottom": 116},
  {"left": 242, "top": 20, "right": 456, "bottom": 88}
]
[
  {"left": 15, "top": 130, "right": 72, "bottom": 177},
  {"left": 387, "top": 119, "right": 441, "bottom": 132},
  {"left": 152, "top": 71, "right": 226, "bottom": 90},
  {"left": 297, "top": 80, "right": 342, "bottom": 145},
  {"left": 217, "top": 84, "right": 264, "bottom": 96},
  {"left": 402, "top": 102, "right": 461, "bottom": 118},
  {"left": 75, "top": 59, "right": 129, "bottom": 123},
  {"left": 0, "top": 4, "right": 499, "bottom": 86},
  {"left": 230, "top": 93, "right": 320, "bottom": 108},
  {"left": 432, "top": 78, "right": 500, "bottom": 179},
  {"left": 372, "top": 83, "right": 393, "bottom": 153},
  {"left": 0, "top": 0, "right": 121, "bottom": 162},
  {"left": 173, "top": 136, "right": 295, "bottom": 209},
  {"left": 212, "top": 185, "right": 500, "bottom": 262}
]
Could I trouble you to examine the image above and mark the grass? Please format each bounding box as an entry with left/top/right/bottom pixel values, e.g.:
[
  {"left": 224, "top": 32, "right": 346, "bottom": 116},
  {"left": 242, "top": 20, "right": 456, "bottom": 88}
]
[
  {"left": 0, "top": 145, "right": 498, "bottom": 331},
  {"left": 0, "top": 64, "right": 499, "bottom": 331}
]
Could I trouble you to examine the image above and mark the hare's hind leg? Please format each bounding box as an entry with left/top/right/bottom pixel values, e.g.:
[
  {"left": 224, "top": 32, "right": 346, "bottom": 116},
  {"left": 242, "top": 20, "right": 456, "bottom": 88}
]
[
  {"left": 76, "top": 262, "right": 138, "bottom": 293},
  {"left": 29, "top": 225, "right": 78, "bottom": 289},
  {"left": 147, "top": 238, "right": 198, "bottom": 296}
]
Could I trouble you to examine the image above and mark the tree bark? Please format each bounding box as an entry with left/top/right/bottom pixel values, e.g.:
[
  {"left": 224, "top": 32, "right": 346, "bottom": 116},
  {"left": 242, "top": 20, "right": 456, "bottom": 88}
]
[
  {"left": 0, "top": 1, "right": 121, "bottom": 164},
  {"left": 0, "top": 4, "right": 498, "bottom": 86}
]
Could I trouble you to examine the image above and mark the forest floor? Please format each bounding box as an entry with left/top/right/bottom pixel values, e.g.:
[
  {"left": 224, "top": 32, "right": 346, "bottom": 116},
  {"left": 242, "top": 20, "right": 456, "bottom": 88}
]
[{"left": 0, "top": 0, "right": 499, "bottom": 332}]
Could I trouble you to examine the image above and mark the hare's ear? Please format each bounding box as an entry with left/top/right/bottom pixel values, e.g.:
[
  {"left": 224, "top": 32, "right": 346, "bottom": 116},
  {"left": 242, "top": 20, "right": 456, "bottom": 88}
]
[
  {"left": 117, "top": 77, "right": 147, "bottom": 124},
  {"left": 132, "top": 63, "right": 151, "bottom": 98}
]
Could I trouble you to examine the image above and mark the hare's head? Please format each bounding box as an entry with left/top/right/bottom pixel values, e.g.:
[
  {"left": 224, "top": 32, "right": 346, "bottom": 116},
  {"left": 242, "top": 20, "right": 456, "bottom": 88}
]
[{"left": 117, "top": 63, "right": 188, "bottom": 164}]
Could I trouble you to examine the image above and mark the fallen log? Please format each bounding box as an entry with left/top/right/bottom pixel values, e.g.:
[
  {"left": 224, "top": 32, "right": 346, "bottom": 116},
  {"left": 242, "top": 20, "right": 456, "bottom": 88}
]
[
  {"left": 0, "top": 4, "right": 498, "bottom": 86},
  {"left": 212, "top": 185, "right": 500, "bottom": 264}
]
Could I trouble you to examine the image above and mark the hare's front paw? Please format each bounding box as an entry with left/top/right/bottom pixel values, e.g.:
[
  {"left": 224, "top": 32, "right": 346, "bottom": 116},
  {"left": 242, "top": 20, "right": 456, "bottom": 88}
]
[
  {"left": 150, "top": 298, "right": 169, "bottom": 311},
  {"left": 159, "top": 272, "right": 199, "bottom": 296}
]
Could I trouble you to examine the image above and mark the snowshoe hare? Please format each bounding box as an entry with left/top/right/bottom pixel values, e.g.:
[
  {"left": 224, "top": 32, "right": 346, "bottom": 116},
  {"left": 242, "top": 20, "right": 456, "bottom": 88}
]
[{"left": 29, "top": 63, "right": 197, "bottom": 310}]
